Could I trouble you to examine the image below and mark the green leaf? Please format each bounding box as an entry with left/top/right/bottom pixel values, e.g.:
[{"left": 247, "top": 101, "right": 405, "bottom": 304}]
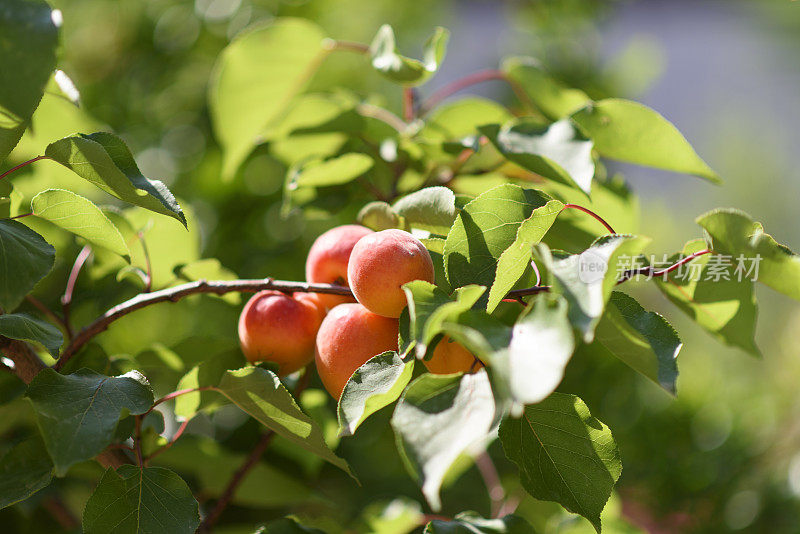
[
  {"left": 570, "top": 99, "right": 720, "bottom": 183},
  {"left": 0, "top": 0, "right": 59, "bottom": 164},
  {"left": 260, "top": 518, "right": 326, "bottom": 534},
  {"left": 288, "top": 153, "right": 374, "bottom": 188},
  {"left": 266, "top": 92, "right": 363, "bottom": 140},
  {"left": 393, "top": 186, "right": 458, "bottom": 235},
  {"left": 83, "top": 466, "right": 199, "bottom": 534},
  {"left": 338, "top": 351, "right": 414, "bottom": 437},
  {"left": 480, "top": 120, "right": 595, "bottom": 194},
  {"left": 360, "top": 497, "right": 424, "bottom": 534},
  {"left": 216, "top": 367, "right": 352, "bottom": 476},
  {"left": 31, "top": 188, "right": 130, "bottom": 258},
  {"left": 26, "top": 369, "right": 154, "bottom": 475},
  {"left": 487, "top": 199, "right": 564, "bottom": 312},
  {"left": 0, "top": 434, "right": 53, "bottom": 510},
  {"left": 425, "top": 511, "right": 536, "bottom": 533},
  {"left": 697, "top": 208, "right": 800, "bottom": 302},
  {"left": 502, "top": 56, "right": 591, "bottom": 120},
  {"left": 653, "top": 239, "right": 758, "bottom": 357},
  {"left": 174, "top": 351, "right": 245, "bottom": 419},
  {"left": 210, "top": 18, "right": 328, "bottom": 178},
  {"left": 392, "top": 370, "right": 496, "bottom": 510},
  {"left": 494, "top": 295, "right": 575, "bottom": 408},
  {"left": 595, "top": 291, "right": 681, "bottom": 394},
  {"left": 499, "top": 393, "right": 621, "bottom": 532},
  {"left": 369, "top": 25, "right": 449, "bottom": 86},
  {"left": 0, "top": 180, "right": 23, "bottom": 219},
  {"left": 358, "top": 201, "right": 405, "bottom": 231},
  {"left": 421, "top": 97, "right": 512, "bottom": 140},
  {"left": 45, "top": 132, "right": 186, "bottom": 226},
  {"left": 401, "top": 281, "right": 485, "bottom": 358},
  {"left": 0, "top": 313, "right": 62, "bottom": 357},
  {"left": 444, "top": 184, "right": 553, "bottom": 295},
  {"left": 0, "top": 219, "right": 54, "bottom": 312},
  {"left": 539, "top": 235, "right": 650, "bottom": 342}
]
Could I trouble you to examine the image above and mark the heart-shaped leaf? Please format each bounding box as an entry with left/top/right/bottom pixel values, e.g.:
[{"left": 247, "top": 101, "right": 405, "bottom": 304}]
[
  {"left": 499, "top": 393, "right": 621, "bottom": 533},
  {"left": 26, "top": 369, "right": 153, "bottom": 475}
]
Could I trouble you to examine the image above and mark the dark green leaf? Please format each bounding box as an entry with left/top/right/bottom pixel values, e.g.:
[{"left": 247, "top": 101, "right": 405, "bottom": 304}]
[
  {"left": 595, "top": 291, "right": 681, "bottom": 394},
  {"left": 369, "top": 25, "right": 449, "bottom": 86},
  {"left": 83, "top": 466, "right": 199, "bottom": 534},
  {"left": 31, "top": 188, "right": 130, "bottom": 258},
  {"left": 393, "top": 186, "right": 458, "bottom": 235},
  {"left": 216, "top": 367, "right": 352, "bottom": 476},
  {"left": 210, "top": 18, "right": 328, "bottom": 178},
  {"left": 570, "top": 99, "right": 720, "bottom": 183},
  {"left": 487, "top": 199, "right": 564, "bottom": 312},
  {"left": 392, "top": 370, "right": 496, "bottom": 510},
  {"left": 425, "top": 511, "right": 536, "bottom": 533},
  {"left": 26, "top": 369, "right": 153, "bottom": 475},
  {"left": 697, "top": 208, "right": 800, "bottom": 302},
  {"left": 0, "top": 219, "right": 54, "bottom": 312},
  {"left": 653, "top": 239, "right": 758, "bottom": 357},
  {"left": 0, "top": 434, "right": 53, "bottom": 510},
  {"left": 45, "top": 132, "right": 186, "bottom": 226},
  {"left": 338, "top": 351, "right": 414, "bottom": 437},
  {"left": 499, "top": 393, "right": 621, "bottom": 532},
  {"left": 502, "top": 56, "right": 590, "bottom": 120},
  {"left": 480, "top": 120, "right": 595, "bottom": 194},
  {"left": 444, "top": 184, "right": 553, "bottom": 294},
  {"left": 539, "top": 235, "right": 650, "bottom": 342},
  {"left": 0, "top": 313, "right": 62, "bottom": 357},
  {"left": 0, "top": 0, "right": 58, "bottom": 163},
  {"left": 260, "top": 517, "right": 326, "bottom": 534}
]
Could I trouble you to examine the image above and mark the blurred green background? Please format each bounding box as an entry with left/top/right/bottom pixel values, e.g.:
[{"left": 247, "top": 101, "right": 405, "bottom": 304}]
[{"left": 4, "top": 0, "right": 800, "bottom": 532}]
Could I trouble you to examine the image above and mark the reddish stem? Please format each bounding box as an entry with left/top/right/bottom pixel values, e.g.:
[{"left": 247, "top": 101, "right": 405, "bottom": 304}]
[
  {"left": 654, "top": 249, "right": 711, "bottom": 277},
  {"left": 403, "top": 87, "right": 415, "bottom": 122},
  {"left": 8, "top": 212, "right": 33, "bottom": 219},
  {"left": 563, "top": 203, "right": 616, "bottom": 234},
  {"left": 143, "top": 386, "right": 215, "bottom": 417},
  {"left": 25, "top": 295, "right": 68, "bottom": 333},
  {"left": 420, "top": 69, "right": 534, "bottom": 115},
  {"left": 0, "top": 155, "right": 50, "bottom": 181},
  {"left": 145, "top": 419, "right": 190, "bottom": 465},
  {"left": 61, "top": 246, "right": 92, "bottom": 339}
]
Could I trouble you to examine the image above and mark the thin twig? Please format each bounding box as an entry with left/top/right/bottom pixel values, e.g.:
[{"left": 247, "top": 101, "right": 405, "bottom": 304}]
[
  {"left": 0, "top": 155, "right": 50, "bottom": 181},
  {"left": 61, "top": 245, "right": 92, "bottom": 340},
  {"left": 145, "top": 419, "right": 190, "bottom": 465},
  {"left": 7, "top": 212, "right": 33, "bottom": 219},
  {"left": 617, "top": 249, "right": 711, "bottom": 283},
  {"left": 563, "top": 203, "right": 616, "bottom": 234},
  {"left": 403, "top": 87, "right": 415, "bottom": 122},
  {"left": 475, "top": 451, "right": 505, "bottom": 518},
  {"left": 420, "top": 69, "right": 535, "bottom": 116},
  {"left": 356, "top": 103, "right": 408, "bottom": 132},
  {"left": 329, "top": 39, "right": 370, "bottom": 54},
  {"left": 143, "top": 386, "right": 215, "bottom": 417}
]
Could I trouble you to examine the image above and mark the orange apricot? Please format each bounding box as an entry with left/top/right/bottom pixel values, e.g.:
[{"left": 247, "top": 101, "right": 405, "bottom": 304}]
[{"left": 423, "top": 336, "right": 482, "bottom": 375}]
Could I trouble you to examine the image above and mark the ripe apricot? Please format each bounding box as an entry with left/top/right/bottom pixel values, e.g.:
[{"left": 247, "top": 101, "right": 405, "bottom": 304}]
[
  {"left": 423, "top": 336, "right": 482, "bottom": 375},
  {"left": 347, "top": 229, "right": 435, "bottom": 318},
  {"left": 305, "top": 224, "right": 374, "bottom": 310},
  {"left": 315, "top": 303, "right": 399, "bottom": 399},
  {"left": 238, "top": 290, "right": 326, "bottom": 375}
]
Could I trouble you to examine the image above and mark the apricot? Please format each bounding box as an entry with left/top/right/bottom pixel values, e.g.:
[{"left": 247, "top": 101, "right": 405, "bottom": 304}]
[
  {"left": 424, "top": 336, "right": 482, "bottom": 375},
  {"left": 315, "top": 303, "right": 399, "bottom": 399},
  {"left": 347, "top": 229, "right": 435, "bottom": 318},
  {"left": 305, "top": 224, "right": 374, "bottom": 310},
  {"left": 238, "top": 290, "right": 326, "bottom": 375}
]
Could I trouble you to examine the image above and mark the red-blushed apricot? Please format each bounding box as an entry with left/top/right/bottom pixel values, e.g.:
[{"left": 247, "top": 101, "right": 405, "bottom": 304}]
[
  {"left": 347, "top": 229, "right": 435, "bottom": 318},
  {"left": 238, "top": 290, "right": 326, "bottom": 375},
  {"left": 315, "top": 303, "right": 399, "bottom": 399},
  {"left": 305, "top": 224, "right": 374, "bottom": 310},
  {"left": 423, "top": 336, "right": 483, "bottom": 375}
]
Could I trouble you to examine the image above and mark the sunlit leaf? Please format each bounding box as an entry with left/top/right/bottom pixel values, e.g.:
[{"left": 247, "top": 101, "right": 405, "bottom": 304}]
[
  {"left": 502, "top": 56, "right": 591, "bottom": 120},
  {"left": 370, "top": 25, "right": 449, "bottom": 86}
]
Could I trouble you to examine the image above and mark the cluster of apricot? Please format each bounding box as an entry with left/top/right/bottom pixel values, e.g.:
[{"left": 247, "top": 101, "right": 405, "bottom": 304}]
[{"left": 237, "top": 225, "right": 479, "bottom": 399}]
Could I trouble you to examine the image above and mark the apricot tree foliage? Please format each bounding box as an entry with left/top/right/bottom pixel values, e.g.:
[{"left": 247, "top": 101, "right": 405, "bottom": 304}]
[{"left": 1, "top": 3, "right": 797, "bottom": 533}]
